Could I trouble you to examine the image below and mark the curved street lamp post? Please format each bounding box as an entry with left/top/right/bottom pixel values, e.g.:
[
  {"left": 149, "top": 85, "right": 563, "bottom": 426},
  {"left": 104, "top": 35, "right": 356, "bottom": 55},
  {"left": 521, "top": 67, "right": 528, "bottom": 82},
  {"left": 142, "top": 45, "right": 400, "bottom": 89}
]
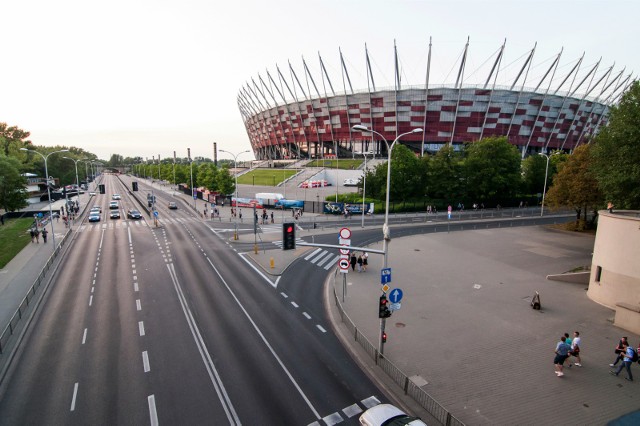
[{"left": 538, "top": 151, "right": 560, "bottom": 217}]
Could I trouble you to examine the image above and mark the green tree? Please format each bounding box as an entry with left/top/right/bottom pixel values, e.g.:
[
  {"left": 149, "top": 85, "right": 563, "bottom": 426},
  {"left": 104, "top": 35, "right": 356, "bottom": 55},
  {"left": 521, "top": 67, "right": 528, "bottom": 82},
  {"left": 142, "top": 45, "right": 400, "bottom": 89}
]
[
  {"left": 464, "top": 137, "right": 522, "bottom": 202},
  {"left": 428, "top": 145, "right": 465, "bottom": 201},
  {"left": 521, "top": 151, "right": 565, "bottom": 196},
  {"left": 197, "top": 163, "right": 218, "bottom": 190},
  {"left": 545, "top": 144, "right": 602, "bottom": 225},
  {"left": 0, "top": 123, "right": 32, "bottom": 157},
  {"left": 216, "top": 166, "right": 235, "bottom": 195},
  {"left": 0, "top": 155, "right": 29, "bottom": 212},
  {"left": 591, "top": 80, "right": 640, "bottom": 209}
]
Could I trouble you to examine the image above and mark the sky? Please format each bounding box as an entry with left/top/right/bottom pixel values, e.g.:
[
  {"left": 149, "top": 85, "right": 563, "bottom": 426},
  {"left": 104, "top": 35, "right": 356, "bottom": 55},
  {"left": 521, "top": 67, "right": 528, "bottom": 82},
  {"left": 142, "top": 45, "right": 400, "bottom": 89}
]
[{"left": 2, "top": 0, "right": 637, "bottom": 162}]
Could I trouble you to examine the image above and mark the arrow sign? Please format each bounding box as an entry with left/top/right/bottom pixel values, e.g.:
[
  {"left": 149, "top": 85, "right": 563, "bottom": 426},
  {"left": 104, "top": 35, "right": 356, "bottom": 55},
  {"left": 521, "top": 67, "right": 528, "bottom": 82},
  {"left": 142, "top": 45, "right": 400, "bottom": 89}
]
[
  {"left": 381, "top": 267, "right": 392, "bottom": 284},
  {"left": 389, "top": 288, "right": 403, "bottom": 303},
  {"left": 153, "top": 211, "right": 159, "bottom": 217}
]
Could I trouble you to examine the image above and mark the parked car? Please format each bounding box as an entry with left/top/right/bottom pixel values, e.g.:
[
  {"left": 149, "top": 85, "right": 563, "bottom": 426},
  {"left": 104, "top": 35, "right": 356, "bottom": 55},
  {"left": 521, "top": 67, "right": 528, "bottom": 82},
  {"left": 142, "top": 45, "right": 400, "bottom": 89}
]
[
  {"left": 109, "top": 201, "right": 119, "bottom": 209},
  {"left": 168, "top": 202, "right": 178, "bottom": 210},
  {"left": 127, "top": 209, "right": 142, "bottom": 219},
  {"left": 88, "top": 213, "right": 101, "bottom": 222},
  {"left": 343, "top": 178, "right": 359, "bottom": 186},
  {"left": 110, "top": 210, "right": 120, "bottom": 219},
  {"left": 359, "top": 404, "right": 427, "bottom": 426}
]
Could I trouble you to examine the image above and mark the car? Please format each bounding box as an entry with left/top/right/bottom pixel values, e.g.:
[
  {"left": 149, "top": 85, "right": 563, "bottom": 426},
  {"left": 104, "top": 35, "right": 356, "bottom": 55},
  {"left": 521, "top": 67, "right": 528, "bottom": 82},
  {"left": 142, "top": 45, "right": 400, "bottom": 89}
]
[
  {"left": 90, "top": 206, "right": 102, "bottom": 214},
  {"left": 109, "top": 201, "right": 119, "bottom": 209},
  {"left": 88, "top": 213, "right": 101, "bottom": 222},
  {"left": 110, "top": 210, "right": 120, "bottom": 219},
  {"left": 168, "top": 202, "right": 178, "bottom": 210},
  {"left": 359, "top": 404, "right": 427, "bottom": 426},
  {"left": 112, "top": 194, "right": 122, "bottom": 200},
  {"left": 127, "top": 209, "right": 142, "bottom": 219},
  {"left": 343, "top": 178, "right": 359, "bottom": 186},
  {"left": 89, "top": 191, "right": 96, "bottom": 197}
]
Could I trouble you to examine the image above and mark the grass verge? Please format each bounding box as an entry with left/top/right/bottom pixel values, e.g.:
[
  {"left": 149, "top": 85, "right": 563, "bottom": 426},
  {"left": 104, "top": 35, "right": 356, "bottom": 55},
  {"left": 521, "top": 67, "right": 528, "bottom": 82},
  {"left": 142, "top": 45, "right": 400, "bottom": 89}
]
[
  {"left": 237, "top": 169, "right": 298, "bottom": 186},
  {"left": 306, "top": 159, "right": 363, "bottom": 169},
  {"left": 0, "top": 218, "right": 34, "bottom": 269}
]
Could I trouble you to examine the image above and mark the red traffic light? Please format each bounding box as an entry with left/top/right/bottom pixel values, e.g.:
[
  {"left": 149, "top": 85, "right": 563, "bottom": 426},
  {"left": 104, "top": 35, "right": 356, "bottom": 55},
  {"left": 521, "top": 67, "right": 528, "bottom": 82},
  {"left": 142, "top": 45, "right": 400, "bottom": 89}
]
[{"left": 382, "top": 332, "right": 387, "bottom": 343}]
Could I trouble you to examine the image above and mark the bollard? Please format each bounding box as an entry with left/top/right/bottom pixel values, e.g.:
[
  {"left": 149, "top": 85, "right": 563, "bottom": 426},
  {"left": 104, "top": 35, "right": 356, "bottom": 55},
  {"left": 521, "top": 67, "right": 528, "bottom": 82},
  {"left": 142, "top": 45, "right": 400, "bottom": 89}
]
[
  {"left": 254, "top": 244, "right": 258, "bottom": 254},
  {"left": 270, "top": 257, "right": 274, "bottom": 269}
]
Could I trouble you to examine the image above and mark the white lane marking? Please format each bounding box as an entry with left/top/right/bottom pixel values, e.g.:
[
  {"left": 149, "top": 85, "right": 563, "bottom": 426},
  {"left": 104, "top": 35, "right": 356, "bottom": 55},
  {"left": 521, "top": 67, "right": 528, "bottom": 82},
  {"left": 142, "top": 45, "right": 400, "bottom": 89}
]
[
  {"left": 82, "top": 328, "right": 87, "bottom": 344},
  {"left": 343, "top": 403, "right": 363, "bottom": 418},
  {"left": 316, "top": 325, "right": 327, "bottom": 333},
  {"left": 323, "top": 412, "right": 343, "bottom": 425},
  {"left": 70, "top": 382, "right": 79, "bottom": 411},
  {"left": 139, "top": 321, "right": 145, "bottom": 336},
  {"left": 237, "top": 253, "right": 277, "bottom": 288},
  {"left": 205, "top": 257, "right": 322, "bottom": 420},
  {"left": 91, "top": 287, "right": 95, "bottom": 293},
  {"left": 136, "top": 299, "right": 141, "bottom": 311},
  {"left": 280, "top": 292, "right": 288, "bottom": 298},
  {"left": 324, "top": 255, "right": 339, "bottom": 270},
  {"left": 134, "top": 282, "right": 139, "bottom": 292},
  {"left": 304, "top": 248, "right": 322, "bottom": 261},
  {"left": 310, "top": 251, "right": 328, "bottom": 264},
  {"left": 291, "top": 301, "right": 299, "bottom": 308},
  {"left": 303, "top": 312, "right": 311, "bottom": 320},
  {"left": 142, "top": 351, "right": 150, "bottom": 372},
  {"left": 148, "top": 395, "right": 159, "bottom": 426},
  {"left": 361, "top": 395, "right": 381, "bottom": 408},
  {"left": 316, "top": 253, "right": 332, "bottom": 267},
  {"left": 166, "top": 264, "right": 240, "bottom": 425},
  {"left": 99, "top": 229, "right": 105, "bottom": 249},
  {"left": 88, "top": 295, "right": 93, "bottom": 306}
]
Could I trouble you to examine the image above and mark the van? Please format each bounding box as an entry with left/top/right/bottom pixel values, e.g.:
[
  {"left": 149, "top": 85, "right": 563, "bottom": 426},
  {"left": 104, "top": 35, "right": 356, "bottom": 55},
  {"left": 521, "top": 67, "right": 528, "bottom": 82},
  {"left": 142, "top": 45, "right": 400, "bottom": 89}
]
[{"left": 255, "top": 192, "right": 284, "bottom": 207}]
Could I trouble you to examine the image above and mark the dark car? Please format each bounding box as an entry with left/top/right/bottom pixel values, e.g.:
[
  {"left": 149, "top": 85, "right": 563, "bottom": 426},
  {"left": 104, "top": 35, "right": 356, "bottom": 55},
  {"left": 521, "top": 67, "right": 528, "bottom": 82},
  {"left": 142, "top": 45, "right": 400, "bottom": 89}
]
[
  {"left": 127, "top": 209, "right": 142, "bottom": 219},
  {"left": 88, "top": 213, "right": 101, "bottom": 222}
]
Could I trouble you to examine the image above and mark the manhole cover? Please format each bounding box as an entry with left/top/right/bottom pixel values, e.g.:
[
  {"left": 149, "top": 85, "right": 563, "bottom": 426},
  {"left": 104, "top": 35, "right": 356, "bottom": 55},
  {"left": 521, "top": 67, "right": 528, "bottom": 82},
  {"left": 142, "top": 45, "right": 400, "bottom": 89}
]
[{"left": 395, "top": 322, "right": 406, "bottom": 328}]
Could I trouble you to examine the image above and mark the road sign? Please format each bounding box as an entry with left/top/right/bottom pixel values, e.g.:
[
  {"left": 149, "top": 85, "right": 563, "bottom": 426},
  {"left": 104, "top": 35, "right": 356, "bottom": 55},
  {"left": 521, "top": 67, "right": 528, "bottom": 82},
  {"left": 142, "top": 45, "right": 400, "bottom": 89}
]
[
  {"left": 339, "top": 247, "right": 350, "bottom": 255},
  {"left": 389, "top": 302, "right": 402, "bottom": 311},
  {"left": 389, "top": 288, "right": 403, "bottom": 303},
  {"left": 381, "top": 267, "right": 392, "bottom": 284},
  {"left": 381, "top": 284, "right": 390, "bottom": 293},
  {"left": 339, "top": 257, "right": 350, "bottom": 273},
  {"left": 153, "top": 211, "right": 159, "bottom": 217},
  {"left": 193, "top": 189, "right": 197, "bottom": 200},
  {"left": 339, "top": 238, "right": 351, "bottom": 255},
  {"left": 339, "top": 227, "right": 351, "bottom": 239}
]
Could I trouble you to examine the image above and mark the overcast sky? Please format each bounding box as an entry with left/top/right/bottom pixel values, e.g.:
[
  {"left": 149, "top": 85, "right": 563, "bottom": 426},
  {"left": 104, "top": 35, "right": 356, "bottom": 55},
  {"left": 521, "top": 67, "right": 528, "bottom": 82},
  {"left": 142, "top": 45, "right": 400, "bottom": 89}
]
[{"left": 2, "top": 0, "right": 637, "bottom": 162}]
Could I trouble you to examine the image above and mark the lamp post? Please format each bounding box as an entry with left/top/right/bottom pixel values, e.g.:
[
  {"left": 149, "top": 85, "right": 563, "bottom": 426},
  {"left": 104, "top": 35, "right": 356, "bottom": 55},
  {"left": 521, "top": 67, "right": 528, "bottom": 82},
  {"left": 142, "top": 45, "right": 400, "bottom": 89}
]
[
  {"left": 63, "top": 157, "right": 86, "bottom": 193},
  {"left": 355, "top": 151, "right": 374, "bottom": 228},
  {"left": 187, "top": 149, "right": 196, "bottom": 210},
  {"left": 21, "top": 148, "right": 69, "bottom": 251},
  {"left": 219, "top": 149, "right": 250, "bottom": 208},
  {"left": 539, "top": 151, "right": 559, "bottom": 217},
  {"left": 78, "top": 159, "right": 90, "bottom": 186},
  {"left": 351, "top": 125, "right": 422, "bottom": 355}
]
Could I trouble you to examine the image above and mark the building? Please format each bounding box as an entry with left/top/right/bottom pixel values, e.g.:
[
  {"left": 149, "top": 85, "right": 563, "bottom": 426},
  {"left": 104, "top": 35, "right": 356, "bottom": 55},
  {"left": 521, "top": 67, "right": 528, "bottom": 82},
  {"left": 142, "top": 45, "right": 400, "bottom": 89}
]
[{"left": 238, "top": 40, "right": 632, "bottom": 161}]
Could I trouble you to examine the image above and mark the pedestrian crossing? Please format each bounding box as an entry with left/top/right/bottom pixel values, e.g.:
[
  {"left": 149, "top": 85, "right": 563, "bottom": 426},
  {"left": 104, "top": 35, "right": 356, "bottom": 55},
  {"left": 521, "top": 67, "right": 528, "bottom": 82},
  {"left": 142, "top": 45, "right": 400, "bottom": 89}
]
[
  {"left": 76, "top": 217, "right": 199, "bottom": 232},
  {"left": 307, "top": 395, "right": 381, "bottom": 425},
  {"left": 270, "top": 243, "right": 341, "bottom": 271}
]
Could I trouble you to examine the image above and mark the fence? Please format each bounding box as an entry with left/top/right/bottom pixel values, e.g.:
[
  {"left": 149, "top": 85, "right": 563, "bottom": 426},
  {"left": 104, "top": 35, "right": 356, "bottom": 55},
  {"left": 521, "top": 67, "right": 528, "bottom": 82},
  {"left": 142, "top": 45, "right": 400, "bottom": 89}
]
[
  {"left": 0, "top": 230, "right": 71, "bottom": 354},
  {"left": 332, "top": 272, "right": 465, "bottom": 426}
]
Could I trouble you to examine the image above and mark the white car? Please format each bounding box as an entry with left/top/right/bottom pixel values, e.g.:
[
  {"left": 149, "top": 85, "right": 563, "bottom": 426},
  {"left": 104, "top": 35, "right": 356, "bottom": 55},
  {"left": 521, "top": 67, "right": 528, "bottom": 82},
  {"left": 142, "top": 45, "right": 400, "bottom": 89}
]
[
  {"left": 90, "top": 206, "right": 102, "bottom": 214},
  {"left": 112, "top": 194, "right": 122, "bottom": 200},
  {"left": 359, "top": 404, "right": 427, "bottom": 426}
]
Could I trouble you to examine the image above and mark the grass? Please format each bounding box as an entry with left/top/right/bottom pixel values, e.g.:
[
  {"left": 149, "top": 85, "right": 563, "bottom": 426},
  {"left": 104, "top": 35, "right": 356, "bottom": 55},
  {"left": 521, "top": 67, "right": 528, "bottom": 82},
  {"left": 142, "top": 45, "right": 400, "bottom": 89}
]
[
  {"left": 237, "top": 168, "right": 299, "bottom": 186},
  {"left": 0, "top": 218, "right": 34, "bottom": 269},
  {"left": 306, "top": 159, "right": 363, "bottom": 169}
]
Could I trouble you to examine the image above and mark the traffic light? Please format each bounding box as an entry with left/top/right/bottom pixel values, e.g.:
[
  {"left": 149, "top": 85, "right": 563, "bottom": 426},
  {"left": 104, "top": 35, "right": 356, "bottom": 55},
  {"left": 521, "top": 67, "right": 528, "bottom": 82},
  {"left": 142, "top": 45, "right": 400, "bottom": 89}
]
[
  {"left": 379, "top": 294, "right": 392, "bottom": 318},
  {"left": 99, "top": 184, "right": 105, "bottom": 194},
  {"left": 382, "top": 332, "right": 387, "bottom": 343},
  {"left": 132, "top": 182, "right": 138, "bottom": 191},
  {"left": 282, "top": 222, "right": 296, "bottom": 250}
]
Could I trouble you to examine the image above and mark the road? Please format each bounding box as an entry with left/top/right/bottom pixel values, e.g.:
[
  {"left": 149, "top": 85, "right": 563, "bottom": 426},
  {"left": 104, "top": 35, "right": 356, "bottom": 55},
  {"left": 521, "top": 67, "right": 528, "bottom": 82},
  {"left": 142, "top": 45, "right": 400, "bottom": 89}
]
[{"left": 0, "top": 174, "right": 388, "bottom": 425}]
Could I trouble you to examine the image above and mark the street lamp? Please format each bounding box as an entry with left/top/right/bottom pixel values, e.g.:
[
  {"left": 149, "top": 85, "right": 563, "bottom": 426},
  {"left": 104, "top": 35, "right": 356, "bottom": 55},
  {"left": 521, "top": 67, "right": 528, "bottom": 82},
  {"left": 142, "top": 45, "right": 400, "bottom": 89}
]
[
  {"left": 78, "top": 159, "right": 91, "bottom": 187},
  {"left": 63, "top": 157, "right": 87, "bottom": 193},
  {"left": 20, "top": 148, "right": 69, "bottom": 251},
  {"left": 219, "top": 149, "right": 250, "bottom": 208},
  {"left": 539, "top": 151, "right": 560, "bottom": 217},
  {"left": 351, "top": 125, "right": 422, "bottom": 355},
  {"left": 355, "top": 151, "right": 374, "bottom": 228}
]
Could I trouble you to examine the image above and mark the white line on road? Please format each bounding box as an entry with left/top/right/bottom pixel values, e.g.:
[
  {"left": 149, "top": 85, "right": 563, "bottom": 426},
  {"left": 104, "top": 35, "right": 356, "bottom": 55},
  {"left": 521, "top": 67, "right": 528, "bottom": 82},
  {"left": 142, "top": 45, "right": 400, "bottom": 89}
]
[
  {"left": 305, "top": 248, "right": 322, "bottom": 261},
  {"left": 324, "top": 255, "right": 339, "bottom": 270},
  {"left": 148, "top": 395, "right": 158, "bottom": 426},
  {"left": 303, "top": 312, "right": 311, "bottom": 320},
  {"left": 291, "top": 301, "right": 299, "bottom": 308},
  {"left": 70, "top": 382, "right": 78, "bottom": 411},
  {"left": 136, "top": 299, "right": 141, "bottom": 311},
  {"left": 316, "top": 325, "right": 327, "bottom": 333},
  {"left": 99, "top": 229, "right": 105, "bottom": 250},
  {"left": 280, "top": 292, "right": 288, "bottom": 298},
  {"left": 82, "top": 328, "right": 87, "bottom": 344},
  {"left": 142, "top": 351, "right": 150, "bottom": 372},
  {"left": 237, "top": 253, "right": 277, "bottom": 288},
  {"left": 134, "top": 282, "right": 139, "bottom": 292},
  {"left": 139, "top": 321, "right": 145, "bottom": 336},
  {"left": 88, "top": 295, "right": 93, "bottom": 306}
]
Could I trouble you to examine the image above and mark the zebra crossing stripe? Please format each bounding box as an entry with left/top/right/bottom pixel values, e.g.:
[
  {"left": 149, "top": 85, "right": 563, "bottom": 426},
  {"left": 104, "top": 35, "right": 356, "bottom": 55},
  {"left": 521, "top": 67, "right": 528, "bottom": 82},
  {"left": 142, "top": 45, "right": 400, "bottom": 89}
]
[
  {"left": 310, "top": 250, "right": 328, "bottom": 264},
  {"left": 316, "top": 252, "right": 333, "bottom": 267},
  {"left": 324, "top": 255, "right": 339, "bottom": 270},
  {"left": 304, "top": 248, "right": 323, "bottom": 260}
]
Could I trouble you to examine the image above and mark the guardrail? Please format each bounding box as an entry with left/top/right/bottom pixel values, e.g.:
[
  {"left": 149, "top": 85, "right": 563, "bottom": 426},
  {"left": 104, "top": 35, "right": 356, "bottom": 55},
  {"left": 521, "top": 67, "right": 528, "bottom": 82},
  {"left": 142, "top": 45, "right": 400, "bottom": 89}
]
[
  {"left": 0, "top": 230, "right": 71, "bottom": 354},
  {"left": 332, "top": 272, "right": 464, "bottom": 426}
]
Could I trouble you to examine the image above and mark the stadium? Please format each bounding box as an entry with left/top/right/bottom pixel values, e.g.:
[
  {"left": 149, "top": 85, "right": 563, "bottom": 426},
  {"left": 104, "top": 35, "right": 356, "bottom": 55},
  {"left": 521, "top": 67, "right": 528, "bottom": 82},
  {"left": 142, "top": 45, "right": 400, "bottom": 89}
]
[{"left": 237, "top": 40, "right": 632, "bottom": 160}]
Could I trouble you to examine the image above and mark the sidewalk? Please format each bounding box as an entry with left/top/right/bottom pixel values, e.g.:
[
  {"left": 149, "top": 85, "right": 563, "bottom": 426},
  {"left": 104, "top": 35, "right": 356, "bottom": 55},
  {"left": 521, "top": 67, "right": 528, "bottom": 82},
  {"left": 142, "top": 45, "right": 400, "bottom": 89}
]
[{"left": 241, "top": 223, "right": 640, "bottom": 425}]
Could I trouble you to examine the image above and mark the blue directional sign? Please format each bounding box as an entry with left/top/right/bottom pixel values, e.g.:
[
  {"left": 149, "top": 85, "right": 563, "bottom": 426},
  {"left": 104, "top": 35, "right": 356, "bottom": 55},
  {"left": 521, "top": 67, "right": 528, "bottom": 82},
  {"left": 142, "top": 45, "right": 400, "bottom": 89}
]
[
  {"left": 193, "top": 189, "right": 197, "bottom": 200},
  {"left": 381, "top": 268, "right": 392, "bottom": 284},
  {"left": 389, "top": 288, "right": 403, "bottom": 304},
  {"left": 153, "top": 211, "right": 159, "bottom": 217}
]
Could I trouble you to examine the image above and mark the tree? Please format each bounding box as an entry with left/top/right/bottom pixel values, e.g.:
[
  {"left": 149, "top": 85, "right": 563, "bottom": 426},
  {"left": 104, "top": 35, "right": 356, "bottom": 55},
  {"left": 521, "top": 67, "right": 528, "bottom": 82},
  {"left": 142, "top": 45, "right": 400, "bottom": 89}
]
[
  {"left": 0, "top": 123, "right": 32, "bottom": 157},
  {"left": 521, "top": 151, "right": 565, "bottom": 196},
  {"left": 464, "top": 137, "right": 522, "bottom": 202},
  {"left": 591, "top": 80, "right": 640, "bottom": 209},
  {"left": 545, "top": 144, "right": 602, "bottom": 225},
  {"left": 196, "top": 163, "right": 218, "bottom": 190},
  {"left": 216, "top": 166, "right": 235, "bottom": 196},
  {"left": 0, "top": 155, "right": 29, "bottom": 212},
  {"left": 428, "top": 145, "right": 465, "bottom": 201}
]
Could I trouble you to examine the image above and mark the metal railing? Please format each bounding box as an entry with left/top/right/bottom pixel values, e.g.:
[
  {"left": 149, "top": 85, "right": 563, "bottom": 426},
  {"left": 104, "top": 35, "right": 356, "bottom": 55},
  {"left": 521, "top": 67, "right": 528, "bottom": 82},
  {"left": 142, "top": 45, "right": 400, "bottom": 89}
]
[
  {"left": 332, "top": 273, "right": 464, "bottom": 426},
  {"left": 0, "top": 230, "right": 71, "bottom": 354}
]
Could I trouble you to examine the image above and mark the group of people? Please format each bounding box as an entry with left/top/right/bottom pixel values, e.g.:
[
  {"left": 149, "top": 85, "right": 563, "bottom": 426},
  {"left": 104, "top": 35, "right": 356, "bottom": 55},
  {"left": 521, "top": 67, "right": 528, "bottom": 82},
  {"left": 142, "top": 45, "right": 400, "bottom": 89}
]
[
  {"left": 609, "top": 336, "right": 639, "bottom": 381},
  {"left": 553, "top": 331, "right": 582, "bottom": 377},
  {"left": 349, "top": 252, "right": 368, "bottom": 273},
  {"left": 29, "top": 226, "right": 48, "bottom": 244}
]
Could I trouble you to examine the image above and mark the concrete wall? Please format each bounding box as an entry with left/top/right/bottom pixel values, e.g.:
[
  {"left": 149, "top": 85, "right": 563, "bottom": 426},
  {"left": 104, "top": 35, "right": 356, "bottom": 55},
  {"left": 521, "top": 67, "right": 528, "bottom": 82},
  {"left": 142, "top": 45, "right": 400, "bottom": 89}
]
[{"left": 588, "top": 210, "right": 640, "bottom": 309}]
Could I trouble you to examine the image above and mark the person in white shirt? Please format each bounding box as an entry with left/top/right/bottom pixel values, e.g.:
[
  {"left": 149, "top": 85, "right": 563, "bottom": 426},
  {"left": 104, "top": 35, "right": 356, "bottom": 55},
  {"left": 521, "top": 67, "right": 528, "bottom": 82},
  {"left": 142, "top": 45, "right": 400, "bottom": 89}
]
[{"left": 569, "top": 331, "right": 582, "bottom": 367}]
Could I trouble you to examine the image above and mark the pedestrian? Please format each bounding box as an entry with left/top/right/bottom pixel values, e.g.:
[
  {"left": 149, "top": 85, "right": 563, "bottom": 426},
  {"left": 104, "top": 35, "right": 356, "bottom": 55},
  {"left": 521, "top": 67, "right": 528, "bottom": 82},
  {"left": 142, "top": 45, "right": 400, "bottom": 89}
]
[
  {"left": 564, "top": 332, "right": 572, "bottom": 347},
  {"left": 357, "top": 254, "right": 363, "bottom": 272},
  {"left": 239, "top": 209, "right": 242, "bottom": 222},
  {"left": 41, "top": 227, "right": 48, "bottom": 243},
  {"left": 34, "top": 228, "right": 40, "bottom": 243},
  {"left": 362, "top": 252, "right": 368, "bottom": 272},
  {"left": 569, "top": 331, "right": 582, "bottom": 367},
  {"left": 554, "top": 335, "right": 571, "bottom": 377},
  {"left": 270, "top": 212, "right": 274, "bottom": 223},
  {"left": 610, "top": 337, "right": 629, "bottom": 367},
  {"left": 610, "top": 341, "right": 634, "bottom": 381},
  {"left": 30, "top": 228, "right": 36, "bottom": 243},
  {"left": 350, "top": 253, "right": 357, "bottom": 271},
  {"left": 0, "top": 214, "right": 4, "bottom": 225},
  {"left": 607, "top": 201, "right": 614, "bottom": 213}
]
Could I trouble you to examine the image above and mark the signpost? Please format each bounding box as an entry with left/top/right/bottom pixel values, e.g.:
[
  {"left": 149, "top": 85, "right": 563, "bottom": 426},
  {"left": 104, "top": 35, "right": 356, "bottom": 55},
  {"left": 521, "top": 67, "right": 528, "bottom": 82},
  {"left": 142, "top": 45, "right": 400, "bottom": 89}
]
[
  {"left": 338, "top": 228, "right": 351, "bottom": 300},
  {"left": 381, "top": 267, "right": 392, "bottom": 285}
]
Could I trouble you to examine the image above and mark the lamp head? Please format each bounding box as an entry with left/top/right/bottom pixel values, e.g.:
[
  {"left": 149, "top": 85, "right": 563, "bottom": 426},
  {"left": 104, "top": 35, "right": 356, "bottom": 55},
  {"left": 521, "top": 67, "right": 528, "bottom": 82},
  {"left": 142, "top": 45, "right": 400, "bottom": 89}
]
[
  {"left": 411, "top": 128, "right": 423, "bottom": 134},
  {"left": 352, "top": 125, "right": 370, "bottom": 132}
]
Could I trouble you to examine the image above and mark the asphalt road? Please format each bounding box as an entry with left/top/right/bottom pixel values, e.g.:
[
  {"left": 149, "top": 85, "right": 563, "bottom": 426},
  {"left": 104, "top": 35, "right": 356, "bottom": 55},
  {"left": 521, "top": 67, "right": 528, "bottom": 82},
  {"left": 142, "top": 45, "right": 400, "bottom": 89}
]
[{"left": 0, "top": 175, "right": 389, "bottom": 425}]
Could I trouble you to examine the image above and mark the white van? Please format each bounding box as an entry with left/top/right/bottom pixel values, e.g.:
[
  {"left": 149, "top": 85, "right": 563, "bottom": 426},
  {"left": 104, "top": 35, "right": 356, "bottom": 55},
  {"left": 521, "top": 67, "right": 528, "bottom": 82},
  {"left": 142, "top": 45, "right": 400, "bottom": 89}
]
[{"left": 255, "top": 192, "right": 284, "bottom": 207}]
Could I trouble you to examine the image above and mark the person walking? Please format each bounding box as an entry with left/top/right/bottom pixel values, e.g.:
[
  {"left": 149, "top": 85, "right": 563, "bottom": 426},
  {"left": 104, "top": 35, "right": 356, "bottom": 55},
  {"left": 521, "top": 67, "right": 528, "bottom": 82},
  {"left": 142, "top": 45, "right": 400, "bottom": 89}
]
[
  {"left": 357, "top": 254, "right": 363, "bottom": 272},
  {"left": 554, "top": 335, "right": 571, "bottom": 377},
  {"left": 350, "top": 253, "right": 357, "bottom": 271},
  {"left": 30, "top": 228, "right": 36, "bottom": 243},
  {"left": 362, "top": 252, "right": 368, "bottom": 272},
  {"left": 270, "top": 212, "right": 274, "bottom": 223},
  {"left": 610, "top": 341, "right": 634, "bottom": 381},
  {"left": 569, "top": 331, "right": 582, "bottom": 367},
  {"left": 610, "top": 337, "right": 629, "bottom": 367},
  {"left": 41, "top": 227, "right": 48, "bottom": 243},
  {"left": 34, "top": 228, "right": 40, "bottom": 243}
]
